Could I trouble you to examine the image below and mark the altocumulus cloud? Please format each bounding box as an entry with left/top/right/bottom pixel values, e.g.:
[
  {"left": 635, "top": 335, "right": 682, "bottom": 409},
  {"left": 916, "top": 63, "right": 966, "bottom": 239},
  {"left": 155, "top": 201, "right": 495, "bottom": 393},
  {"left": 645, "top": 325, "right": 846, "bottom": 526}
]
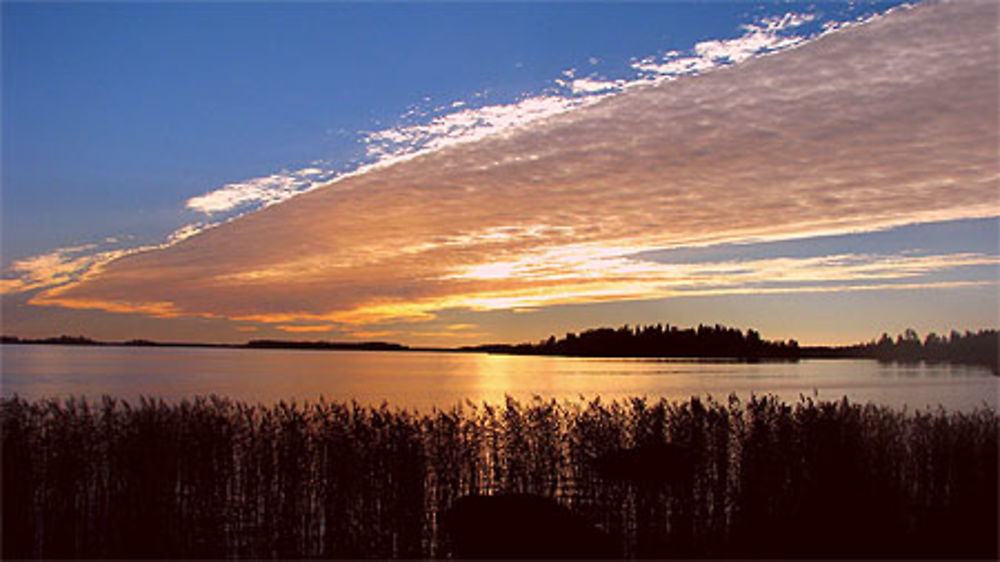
[
  {"left": 27, "top": 0, "right": 1000, "bottom": 329},
  {"left": 0, "top": 4, "right": 859, "bottom": 294},
  {"left": 179, "top": 7, "right": 825, "bottom": 223}
]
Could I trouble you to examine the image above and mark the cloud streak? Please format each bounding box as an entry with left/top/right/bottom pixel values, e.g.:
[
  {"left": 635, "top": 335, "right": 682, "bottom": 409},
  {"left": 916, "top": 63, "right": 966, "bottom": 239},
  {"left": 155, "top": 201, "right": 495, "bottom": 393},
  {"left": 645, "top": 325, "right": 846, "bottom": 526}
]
[
  {"left": 2, "top": 244, "right": 120, "bottom": 295},
  {"left": 275, "top": 325, "right": 335, "bottom": 333},
  {"left": 185, "top": 167, "right": 340, "bottom": 215},
  {"left": 22, "top": 0, "right": 1000, "bottom": 331}
]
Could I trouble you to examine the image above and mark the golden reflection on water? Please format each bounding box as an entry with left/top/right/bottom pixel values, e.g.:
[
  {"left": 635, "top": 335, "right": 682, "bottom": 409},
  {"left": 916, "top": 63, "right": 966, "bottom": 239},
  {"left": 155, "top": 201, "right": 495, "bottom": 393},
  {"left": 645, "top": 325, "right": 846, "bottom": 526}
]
[
  {"left": 468, "top": 353, "right": 618, "bottom": 406},
  {"left": 467, "top": 353, "right": 690, "bottom": 406},
  {"left": 3, "top": 346, "right": 998, "bottom": 412},
  {"left": 469, "top": 354, "right": 512, "bottom": 406},
  {"left": 468, "top": 354, "right": 547, "bottom": 405}
]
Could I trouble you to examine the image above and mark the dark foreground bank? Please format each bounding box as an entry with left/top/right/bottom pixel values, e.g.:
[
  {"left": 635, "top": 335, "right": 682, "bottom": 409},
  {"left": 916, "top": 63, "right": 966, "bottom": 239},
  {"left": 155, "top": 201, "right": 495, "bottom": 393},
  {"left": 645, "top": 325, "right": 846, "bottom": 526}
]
[{"left": 2, "top": 394, "right": 997, "bottom": 559}]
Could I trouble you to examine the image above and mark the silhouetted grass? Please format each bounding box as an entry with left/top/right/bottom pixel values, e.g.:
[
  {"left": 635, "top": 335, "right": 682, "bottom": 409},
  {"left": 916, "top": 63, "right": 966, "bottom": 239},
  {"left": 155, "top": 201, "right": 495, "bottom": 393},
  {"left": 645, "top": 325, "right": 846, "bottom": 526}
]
[{"left": 2, "top": 394, "right": 996, "bottom": 558}]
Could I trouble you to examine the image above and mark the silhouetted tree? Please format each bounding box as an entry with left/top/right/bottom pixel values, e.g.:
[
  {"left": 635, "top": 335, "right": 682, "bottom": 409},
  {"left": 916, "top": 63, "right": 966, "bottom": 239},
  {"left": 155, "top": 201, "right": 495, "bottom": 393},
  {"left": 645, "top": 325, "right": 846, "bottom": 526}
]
[{"left": 466, "top": 323, "right": 800, "bottom": 360}]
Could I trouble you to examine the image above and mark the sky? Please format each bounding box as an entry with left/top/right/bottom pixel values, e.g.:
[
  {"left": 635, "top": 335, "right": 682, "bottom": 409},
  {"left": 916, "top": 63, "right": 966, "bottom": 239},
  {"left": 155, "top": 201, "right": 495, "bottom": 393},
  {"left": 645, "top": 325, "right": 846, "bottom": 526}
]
[{"left": 2, "top": 0, "right": 997, "bottom": 347}]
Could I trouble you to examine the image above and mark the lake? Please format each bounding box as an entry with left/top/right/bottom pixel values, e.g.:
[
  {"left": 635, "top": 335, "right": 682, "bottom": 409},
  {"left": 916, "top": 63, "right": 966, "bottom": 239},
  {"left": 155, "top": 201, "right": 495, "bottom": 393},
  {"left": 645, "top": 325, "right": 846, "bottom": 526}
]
[{"left": 1, "top": 344, "right": 997, "bottom": 412}]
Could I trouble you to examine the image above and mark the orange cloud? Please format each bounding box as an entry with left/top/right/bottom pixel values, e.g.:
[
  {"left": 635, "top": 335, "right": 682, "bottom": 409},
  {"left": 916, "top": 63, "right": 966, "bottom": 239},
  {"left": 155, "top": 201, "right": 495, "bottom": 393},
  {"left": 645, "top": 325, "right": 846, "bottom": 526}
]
[
  {"left": 20, "top": 0, "right": 999, "bottom": 328},
  {"left": 28, "top": 294, "right": 186, "bottom": 319},
  {"left": 274, "top": 324, "right": 336, "bottom": 333},
  {"left": 349, "top": 330, "right": 394, "bottom": 339},
  {"left": 406, "top": 331, "right": 487, "bottom": 339}
]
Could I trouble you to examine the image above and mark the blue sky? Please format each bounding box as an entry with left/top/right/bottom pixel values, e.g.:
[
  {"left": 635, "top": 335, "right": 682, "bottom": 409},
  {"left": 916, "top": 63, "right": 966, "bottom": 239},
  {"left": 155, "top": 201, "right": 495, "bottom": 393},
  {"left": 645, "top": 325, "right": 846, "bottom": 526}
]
[
  {"left": 3, "top": 2, "right": 747, "bottom": 256},
  {"left": 2, "top": 0, "right": 997, "bottom": 346},
  {"left": 2, "top": 1, "right": 903, "bottom": 260}
]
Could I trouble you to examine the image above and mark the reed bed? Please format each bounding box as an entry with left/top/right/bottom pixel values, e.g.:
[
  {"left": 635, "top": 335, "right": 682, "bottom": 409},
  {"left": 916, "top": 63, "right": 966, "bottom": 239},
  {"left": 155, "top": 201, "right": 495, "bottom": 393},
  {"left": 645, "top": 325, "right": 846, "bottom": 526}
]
[{"left": 2, "top": 394, "right": 996, "bottom": 559}]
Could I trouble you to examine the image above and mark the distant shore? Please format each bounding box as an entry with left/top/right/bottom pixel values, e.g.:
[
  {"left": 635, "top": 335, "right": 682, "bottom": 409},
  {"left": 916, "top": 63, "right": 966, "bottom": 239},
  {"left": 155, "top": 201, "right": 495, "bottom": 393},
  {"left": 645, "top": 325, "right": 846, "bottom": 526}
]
[{"left": 3, "top": 324, "right": 997, "bottom": 373}]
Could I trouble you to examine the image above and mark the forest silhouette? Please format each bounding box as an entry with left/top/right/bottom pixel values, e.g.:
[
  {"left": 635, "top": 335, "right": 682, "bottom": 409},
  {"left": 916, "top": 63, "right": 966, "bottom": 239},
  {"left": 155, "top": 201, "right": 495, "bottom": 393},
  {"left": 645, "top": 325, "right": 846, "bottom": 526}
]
[
  {"left": 464, "top": 323, "right": 799, "bottom": 359},
  {"left": 463, "top": 324, "right": 998, "bottom": 373},
  {"left": 803, "top": 328, "right": 999, "bottom": 372}
]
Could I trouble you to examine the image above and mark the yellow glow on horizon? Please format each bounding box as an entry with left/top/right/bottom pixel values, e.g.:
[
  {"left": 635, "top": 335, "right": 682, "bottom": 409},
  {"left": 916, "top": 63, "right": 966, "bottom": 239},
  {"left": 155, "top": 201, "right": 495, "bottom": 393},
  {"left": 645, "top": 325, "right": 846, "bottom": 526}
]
[
  {"left": 349, "top": 330, "right": 394, "bottom": 339},
  {"left": 275, "top": 325, "right": 335, "bottom": 333},
  {"left": 25, "top": 253, "right": 998, "bottom": 332}
]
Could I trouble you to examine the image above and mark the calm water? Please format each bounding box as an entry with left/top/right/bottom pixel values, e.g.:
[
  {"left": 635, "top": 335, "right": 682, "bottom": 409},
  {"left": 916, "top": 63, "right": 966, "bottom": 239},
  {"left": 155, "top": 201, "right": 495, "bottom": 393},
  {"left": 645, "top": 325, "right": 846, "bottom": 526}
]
[{"left": 1, "top": 344, "right": 997, "bottom": 412}]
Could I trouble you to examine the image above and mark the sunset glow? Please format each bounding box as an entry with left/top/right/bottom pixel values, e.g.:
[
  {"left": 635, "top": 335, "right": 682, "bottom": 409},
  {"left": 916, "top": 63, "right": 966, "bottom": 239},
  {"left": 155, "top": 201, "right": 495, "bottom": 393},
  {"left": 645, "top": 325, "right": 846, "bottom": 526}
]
[{"left": 3, "top": 0, "right": 997, "bottom": 346}]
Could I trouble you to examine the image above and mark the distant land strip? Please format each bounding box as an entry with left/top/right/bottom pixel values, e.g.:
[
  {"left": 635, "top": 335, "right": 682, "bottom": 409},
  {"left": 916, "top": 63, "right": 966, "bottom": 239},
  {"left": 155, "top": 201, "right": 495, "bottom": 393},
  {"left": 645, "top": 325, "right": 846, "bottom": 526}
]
[
  {"left": 0, "top": 335, "right": 408, "bottom": 352},
  {"left": 2, "top": 324, "right": 997, "bottom": 373}
]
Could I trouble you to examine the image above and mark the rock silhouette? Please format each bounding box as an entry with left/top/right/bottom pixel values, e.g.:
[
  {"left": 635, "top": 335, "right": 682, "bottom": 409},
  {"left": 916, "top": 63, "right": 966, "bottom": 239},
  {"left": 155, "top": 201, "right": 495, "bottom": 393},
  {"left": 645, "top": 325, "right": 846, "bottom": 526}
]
[{"left": 442, "top": 494, "right": 618, "bottom": 559}]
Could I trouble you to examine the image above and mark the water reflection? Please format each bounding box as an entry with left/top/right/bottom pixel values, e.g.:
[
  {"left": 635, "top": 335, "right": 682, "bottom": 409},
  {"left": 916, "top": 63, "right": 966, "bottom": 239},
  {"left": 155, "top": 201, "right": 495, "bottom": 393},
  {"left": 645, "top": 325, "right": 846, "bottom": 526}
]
[
  {"left": 470, "top": 354, "right": 517, "bottom": 406},
  {"left": 469, "top": 354, "right": 567, "bottom": 405},
  {"left": 1, "top": 345, "right": 997, "bottom": 412}
]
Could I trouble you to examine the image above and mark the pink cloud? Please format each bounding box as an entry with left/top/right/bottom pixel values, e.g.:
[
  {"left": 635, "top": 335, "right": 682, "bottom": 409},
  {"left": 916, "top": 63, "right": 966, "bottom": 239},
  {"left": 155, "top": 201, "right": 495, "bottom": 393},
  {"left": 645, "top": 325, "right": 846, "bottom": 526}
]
[{"left": 26, "top": 0, "right": 999, "bottom": 328}]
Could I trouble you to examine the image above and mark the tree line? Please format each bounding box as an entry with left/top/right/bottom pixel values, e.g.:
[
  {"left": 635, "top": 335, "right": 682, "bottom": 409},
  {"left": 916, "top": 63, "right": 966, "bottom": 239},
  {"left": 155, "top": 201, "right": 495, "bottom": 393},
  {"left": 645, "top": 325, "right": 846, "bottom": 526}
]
[
  {"left": 463, "top": 324, "right": 997, "bottom": 373},
  {"left": 804, "top": 328, "right": 998, "bottom": 373},
  {"left": 464, "top": 323, "right": 801, "bottom": 359}
]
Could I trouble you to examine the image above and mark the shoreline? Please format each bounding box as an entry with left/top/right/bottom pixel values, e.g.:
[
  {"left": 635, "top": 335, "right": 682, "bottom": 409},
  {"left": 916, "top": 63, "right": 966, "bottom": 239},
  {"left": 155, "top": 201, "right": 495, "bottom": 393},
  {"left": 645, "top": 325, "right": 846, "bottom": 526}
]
[{"left": 3, "top": 334, "right": 996, "bottom": 373}]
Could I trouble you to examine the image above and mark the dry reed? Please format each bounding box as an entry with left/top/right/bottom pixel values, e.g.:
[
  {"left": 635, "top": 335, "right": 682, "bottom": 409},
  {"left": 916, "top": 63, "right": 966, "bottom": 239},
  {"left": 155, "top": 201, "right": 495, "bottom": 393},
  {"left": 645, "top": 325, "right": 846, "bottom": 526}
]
[{"left": 2, "top": 394, "right": 996, "bottom": 558}]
